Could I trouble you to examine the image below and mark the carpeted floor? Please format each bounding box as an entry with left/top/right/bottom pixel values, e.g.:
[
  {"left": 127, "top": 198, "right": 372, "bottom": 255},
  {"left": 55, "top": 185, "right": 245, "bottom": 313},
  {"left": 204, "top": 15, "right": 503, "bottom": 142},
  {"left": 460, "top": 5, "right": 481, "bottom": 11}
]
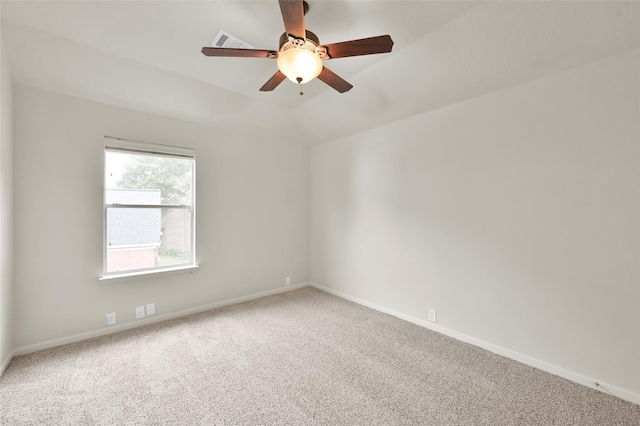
[{"left": 1, "top": 287, "right": 638, "bottom": 425}]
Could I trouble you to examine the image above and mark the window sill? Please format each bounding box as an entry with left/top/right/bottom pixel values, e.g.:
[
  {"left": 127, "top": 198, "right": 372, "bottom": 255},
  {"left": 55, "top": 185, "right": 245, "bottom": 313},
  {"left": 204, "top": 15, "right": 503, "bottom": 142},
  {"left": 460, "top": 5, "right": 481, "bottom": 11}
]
[{"left": 99, "top": 265, "right": 199, "bottom": 284}]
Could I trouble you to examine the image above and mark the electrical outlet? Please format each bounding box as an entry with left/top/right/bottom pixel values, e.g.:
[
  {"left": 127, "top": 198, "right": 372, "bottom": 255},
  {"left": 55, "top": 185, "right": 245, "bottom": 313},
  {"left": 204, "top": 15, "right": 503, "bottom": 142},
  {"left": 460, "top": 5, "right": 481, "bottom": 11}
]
[
  {"left": 428, "top": 309, "right": 437, "bottom": 323},
  {"left": 135, "top": 306, "right": 145, "bottom": 319},
  {"left": 106, "top": 312, "right": 116, "bottom": 326},
  {"left": 146, "top": 303, "right": 155, "bottom": 316},
  {"left": 285, "top": 276, "right": 291, "bottom": 286}
]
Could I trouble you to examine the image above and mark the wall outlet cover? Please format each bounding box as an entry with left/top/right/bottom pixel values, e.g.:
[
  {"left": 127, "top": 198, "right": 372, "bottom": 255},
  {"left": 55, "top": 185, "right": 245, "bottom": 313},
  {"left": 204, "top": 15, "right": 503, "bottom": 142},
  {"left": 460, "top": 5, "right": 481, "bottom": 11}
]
[
  {"left": 106, "top": 312, "right": 116, "bottom": 326},
  {"left": 285, "top": 276, "right": 291, "bottom": 286},
  {"left": 146, "top": 303, "right": 156, "bottom": 316},
  {"left": 428, "top": 309, "right": 437, "bottom": 323},
  {"left": 135, "top": 306, "right": 146, "bottom": 319}
]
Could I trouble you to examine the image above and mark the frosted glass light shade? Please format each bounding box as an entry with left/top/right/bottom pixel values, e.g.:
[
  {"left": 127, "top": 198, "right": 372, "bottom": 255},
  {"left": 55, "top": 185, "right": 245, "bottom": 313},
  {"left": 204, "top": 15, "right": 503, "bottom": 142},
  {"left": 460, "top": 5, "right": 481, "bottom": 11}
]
[{"left": 277, "top": 48, "right": 323, "bottom": 84}]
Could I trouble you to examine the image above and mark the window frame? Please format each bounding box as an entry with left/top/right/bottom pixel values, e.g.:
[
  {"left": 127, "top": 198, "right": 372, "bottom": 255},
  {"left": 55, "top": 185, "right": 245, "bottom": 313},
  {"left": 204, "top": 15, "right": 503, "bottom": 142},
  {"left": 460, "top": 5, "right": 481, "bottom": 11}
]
[{"left": 101, "top": 136, "right": 197, "bottom": 280}]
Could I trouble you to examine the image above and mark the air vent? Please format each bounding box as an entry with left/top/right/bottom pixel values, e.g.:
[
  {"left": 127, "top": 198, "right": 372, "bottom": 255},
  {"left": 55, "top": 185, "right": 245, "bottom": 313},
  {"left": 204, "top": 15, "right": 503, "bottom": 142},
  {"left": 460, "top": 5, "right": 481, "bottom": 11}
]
[
  {"left": 215, "top": 34, "right": 229, "bottom": 47},
  {"left": 211, "top": 30, "right": 254, "bottom": 49}
]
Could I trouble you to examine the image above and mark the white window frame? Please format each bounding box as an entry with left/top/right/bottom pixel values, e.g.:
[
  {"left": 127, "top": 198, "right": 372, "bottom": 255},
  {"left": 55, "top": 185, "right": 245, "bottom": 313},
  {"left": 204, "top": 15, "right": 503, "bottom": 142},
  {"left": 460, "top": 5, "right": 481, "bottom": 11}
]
[{"left": 100, "top": 136, "right": 197, "bottom": 281}]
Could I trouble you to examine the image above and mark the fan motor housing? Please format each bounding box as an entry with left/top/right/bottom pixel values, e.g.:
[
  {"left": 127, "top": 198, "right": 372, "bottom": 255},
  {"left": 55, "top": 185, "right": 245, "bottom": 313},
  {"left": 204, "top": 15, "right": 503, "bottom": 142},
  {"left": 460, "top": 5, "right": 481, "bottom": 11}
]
[
  {"left": 279, "top": 30, "right": 319, "bottom": 49},
  {"left": 279, "top": 30, "right": 328, "bottom": 60}
]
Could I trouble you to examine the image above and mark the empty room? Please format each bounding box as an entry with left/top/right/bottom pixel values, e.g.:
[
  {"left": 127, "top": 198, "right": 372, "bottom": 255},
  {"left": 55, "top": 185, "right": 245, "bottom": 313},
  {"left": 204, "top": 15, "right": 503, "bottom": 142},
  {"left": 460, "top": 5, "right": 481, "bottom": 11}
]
[{"left": 0, "top": 0, "right": 638, "bottom": 424}]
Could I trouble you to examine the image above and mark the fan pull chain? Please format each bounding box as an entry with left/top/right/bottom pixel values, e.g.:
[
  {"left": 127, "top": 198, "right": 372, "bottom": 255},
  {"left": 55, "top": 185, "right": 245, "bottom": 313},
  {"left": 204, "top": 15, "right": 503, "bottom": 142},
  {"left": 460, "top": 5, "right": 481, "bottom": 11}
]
[{"left": 296, "top": 77, "right": 303, "bottom": 95}]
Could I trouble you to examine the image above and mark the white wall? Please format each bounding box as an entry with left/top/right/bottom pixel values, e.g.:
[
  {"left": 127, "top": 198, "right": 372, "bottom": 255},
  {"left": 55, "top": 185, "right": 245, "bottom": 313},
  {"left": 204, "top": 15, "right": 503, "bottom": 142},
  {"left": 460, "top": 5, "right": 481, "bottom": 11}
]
[
  {"left": 310, "top": 50, "right": 639, "bottom": 396},
  {"left": 0, "top": 38, "right": 14, "bottom": 371},
  {"left": 12, "top": 85, "right": 309, "bottom": 349}
]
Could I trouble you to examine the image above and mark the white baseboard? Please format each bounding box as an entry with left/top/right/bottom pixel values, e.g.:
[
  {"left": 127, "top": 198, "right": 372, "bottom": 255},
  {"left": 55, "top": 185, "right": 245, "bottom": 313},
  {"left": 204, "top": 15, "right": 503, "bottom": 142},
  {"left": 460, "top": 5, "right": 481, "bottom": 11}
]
[
  {"left": 8, "top": 282, "right": 639, "bottom": 405},
  {"left": 0, "top": 349, "right": 15, "bottom": 377},
  {"left": 12, "top": 282, "right": 310, "bottom": 358},
  {"left": 310, "top": 282, "right": 640, "bottom": 406}
]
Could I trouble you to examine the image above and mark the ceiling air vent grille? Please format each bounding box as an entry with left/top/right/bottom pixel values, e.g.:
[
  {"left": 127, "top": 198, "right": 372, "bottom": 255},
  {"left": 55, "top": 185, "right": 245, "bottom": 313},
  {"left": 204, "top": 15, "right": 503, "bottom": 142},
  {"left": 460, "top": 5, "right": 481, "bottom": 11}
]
[
  {"left": 215, "top": 34, "right": 229, "bottom": 47},
  {"left": 212, "top": 30, "right": 254, "bottom": 49}
]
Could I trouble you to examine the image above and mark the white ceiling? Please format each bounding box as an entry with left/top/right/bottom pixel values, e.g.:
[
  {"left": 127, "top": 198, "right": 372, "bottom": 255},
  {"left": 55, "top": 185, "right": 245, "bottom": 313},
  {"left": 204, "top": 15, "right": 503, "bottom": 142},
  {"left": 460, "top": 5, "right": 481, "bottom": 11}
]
[{"left": 1, "top": 0, "right": 638, "bottom": 145}]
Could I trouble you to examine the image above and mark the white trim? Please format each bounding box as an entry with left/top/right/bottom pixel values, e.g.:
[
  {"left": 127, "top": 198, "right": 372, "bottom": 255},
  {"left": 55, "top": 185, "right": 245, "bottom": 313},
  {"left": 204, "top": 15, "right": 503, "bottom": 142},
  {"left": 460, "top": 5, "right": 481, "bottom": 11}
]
[
  {"left": 103, "top": 136, "right": 196, "bottom": 278},
  {"left": 106, "top": 243, "right": 159, "bottom": 251},
  {"left": 309, "top": 282, "right": 640, "bottom": 405},
  {"left": 106, "top": 204, "right": 191, "bottom": 209},
  {"left": 10, "top": 282, "right": 638, "bottom": 405},
  {"left": 0, "top": 349, "right": 15, "bottom": 377},
  {"left": 99, "top": 264, "right": 199, "bottom": 283},
  {"left": 104, "top": 136, "right": 195, "bottom": 158},
  {"left": 13, "top": 282, "right": 310, "bottom": 357}
]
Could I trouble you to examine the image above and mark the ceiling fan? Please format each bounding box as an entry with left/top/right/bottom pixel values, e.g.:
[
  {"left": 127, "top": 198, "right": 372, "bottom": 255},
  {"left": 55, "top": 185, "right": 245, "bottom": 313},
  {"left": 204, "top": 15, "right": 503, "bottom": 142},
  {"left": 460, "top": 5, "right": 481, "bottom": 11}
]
[{"left": 201, "top": 0, "right": 394, "bottom": 95}]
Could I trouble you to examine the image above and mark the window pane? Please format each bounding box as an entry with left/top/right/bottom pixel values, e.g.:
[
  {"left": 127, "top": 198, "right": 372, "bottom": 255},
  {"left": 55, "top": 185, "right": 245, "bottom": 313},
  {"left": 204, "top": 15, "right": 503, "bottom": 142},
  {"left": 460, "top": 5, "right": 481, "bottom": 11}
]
[
  {"left": 105, "top": 150, "right": 193, "bottom": 205},
  {"left": 157, "top": 207, "right": 193, "bottom": 268},
  {"left": 106, "top": 207, "right": 192, "bottom": 274},
  {"left": 104, "top": 145, "right": 195, "bottom": 276}
]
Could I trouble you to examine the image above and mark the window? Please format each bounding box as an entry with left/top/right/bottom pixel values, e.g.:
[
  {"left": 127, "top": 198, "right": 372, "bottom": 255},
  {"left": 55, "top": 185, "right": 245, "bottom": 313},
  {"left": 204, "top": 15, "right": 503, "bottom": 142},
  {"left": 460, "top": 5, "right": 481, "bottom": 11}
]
[{"left": 103, "top": 137, "right": 195, "bottom": 277}]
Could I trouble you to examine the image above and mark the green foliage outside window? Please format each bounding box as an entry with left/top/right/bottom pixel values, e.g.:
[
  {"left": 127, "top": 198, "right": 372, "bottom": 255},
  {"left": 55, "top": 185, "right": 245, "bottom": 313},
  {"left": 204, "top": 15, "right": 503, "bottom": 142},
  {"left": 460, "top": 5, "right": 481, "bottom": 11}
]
[{"left": 118, "top": 156, "right": 192, "bottom": 205}]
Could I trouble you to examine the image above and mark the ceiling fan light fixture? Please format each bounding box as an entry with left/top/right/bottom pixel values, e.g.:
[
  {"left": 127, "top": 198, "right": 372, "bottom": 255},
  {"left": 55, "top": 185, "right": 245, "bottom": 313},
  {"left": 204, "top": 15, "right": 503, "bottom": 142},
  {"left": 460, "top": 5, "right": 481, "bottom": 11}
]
[
  {"left": 202, "top": 0, "right": 393, "bottom": 94},
  {"left": 277, "top": 48, "right": 322, "bottom": 84}
]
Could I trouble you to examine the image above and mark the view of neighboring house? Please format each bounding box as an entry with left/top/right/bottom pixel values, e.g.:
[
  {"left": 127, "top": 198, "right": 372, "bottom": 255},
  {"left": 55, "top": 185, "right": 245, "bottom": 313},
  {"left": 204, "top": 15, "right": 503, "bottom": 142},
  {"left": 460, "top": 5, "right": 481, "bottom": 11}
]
[
  {"left": 159, "top": 208, "right": 191, "bottom": 256},
  {"left": 105, "top": 188, "right": 161, "bottom": 273}
]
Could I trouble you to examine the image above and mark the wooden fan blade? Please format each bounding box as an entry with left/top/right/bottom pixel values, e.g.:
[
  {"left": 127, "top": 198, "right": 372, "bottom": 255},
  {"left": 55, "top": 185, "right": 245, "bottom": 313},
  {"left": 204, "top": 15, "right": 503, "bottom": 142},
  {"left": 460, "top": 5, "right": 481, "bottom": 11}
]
[
  {"left": 321, "top": 35, "right": 394, "bottom": 59},
  {"left": 201, "top": 47, "right": 277, "bottom": 58},
  {"left": 278, "top": 0, "right": 306, "bottom": 39},
  {"left": 260, "top": 71, "right": 287, "bottom": 92},
  {"left": 317, "top": 66, "right": 353, "bottom": 93}
]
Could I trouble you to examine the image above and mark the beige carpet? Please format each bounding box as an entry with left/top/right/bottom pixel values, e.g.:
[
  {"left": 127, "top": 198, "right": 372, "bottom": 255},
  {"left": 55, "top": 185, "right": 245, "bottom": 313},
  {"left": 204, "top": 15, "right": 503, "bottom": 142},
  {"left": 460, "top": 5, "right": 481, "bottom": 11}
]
[{"left": 1, "top": 287, "right": 638, "bottom": 425}]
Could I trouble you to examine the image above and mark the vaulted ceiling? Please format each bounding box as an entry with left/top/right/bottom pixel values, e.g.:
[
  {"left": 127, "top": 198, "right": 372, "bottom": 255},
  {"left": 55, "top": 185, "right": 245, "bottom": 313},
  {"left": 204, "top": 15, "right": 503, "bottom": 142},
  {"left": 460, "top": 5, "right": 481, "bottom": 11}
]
[{"left": 1, "top": 1, "right": 638, "bottom": 145}]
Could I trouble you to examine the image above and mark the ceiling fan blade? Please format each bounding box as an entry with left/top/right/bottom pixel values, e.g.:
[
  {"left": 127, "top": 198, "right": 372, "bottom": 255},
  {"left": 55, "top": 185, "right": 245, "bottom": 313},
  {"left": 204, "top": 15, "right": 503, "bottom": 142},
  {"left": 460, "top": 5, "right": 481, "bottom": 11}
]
[
  {"left": 201, "top": 47, "right": 277, "bottom": 58},
  {"left": 278, "top": 0, "right": 306, "bottom": 39},
  {"left": 320, "top": 35, "right": 394, "bottom": 59},
  {"left": 317, "top": 66, "right": 353, "bottom": 93},
  {"left": 259, "top": 71, "right": 287, "bottom": 92}
]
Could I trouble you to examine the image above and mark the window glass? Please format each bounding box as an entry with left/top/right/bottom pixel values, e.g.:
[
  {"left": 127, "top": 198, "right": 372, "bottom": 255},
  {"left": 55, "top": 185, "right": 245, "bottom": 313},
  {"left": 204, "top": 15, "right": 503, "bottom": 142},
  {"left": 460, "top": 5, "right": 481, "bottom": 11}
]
[{"left": 104, "top": 146, "right": 195, "bottom": 276}]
